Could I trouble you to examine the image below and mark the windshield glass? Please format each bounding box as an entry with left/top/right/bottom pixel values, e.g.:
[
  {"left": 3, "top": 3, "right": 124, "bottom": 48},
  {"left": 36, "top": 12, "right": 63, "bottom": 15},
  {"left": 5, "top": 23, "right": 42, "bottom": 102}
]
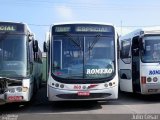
[
  {"left": 0, "top": 33, "right": 27, "bottom": 77},
  {"left": 141, "top": 36, "right": 160, "bottom": 63},
  {"left": 52, "top": 35, "right": 115, "bottom": 79}
]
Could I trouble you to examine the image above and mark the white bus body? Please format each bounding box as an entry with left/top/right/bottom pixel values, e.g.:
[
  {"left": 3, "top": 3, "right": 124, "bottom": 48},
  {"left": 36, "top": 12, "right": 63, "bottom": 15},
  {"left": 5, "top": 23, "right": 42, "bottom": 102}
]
[
  {"left": 119, "top": 27, "right": 160, "bottom": 94},
  {"left": 44, "top": 22, "right": 119, "bottom": 101},
  {"left": 0, "top": 22, "right": 42, "bottom": 105}
]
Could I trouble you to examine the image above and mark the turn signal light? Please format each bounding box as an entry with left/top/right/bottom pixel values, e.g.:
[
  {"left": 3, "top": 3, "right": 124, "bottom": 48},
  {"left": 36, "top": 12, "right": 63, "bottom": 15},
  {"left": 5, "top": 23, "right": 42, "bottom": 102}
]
[
  {"left": 141, "top": 76, "right": 146, "bottom": 84},
  {"left": 22, "top": 87, "right": 28, "bottom": 92}
]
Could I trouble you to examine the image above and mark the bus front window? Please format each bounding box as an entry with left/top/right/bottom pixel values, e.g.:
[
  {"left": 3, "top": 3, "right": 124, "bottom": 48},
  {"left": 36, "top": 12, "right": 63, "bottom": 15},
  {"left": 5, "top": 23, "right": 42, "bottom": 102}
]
[
  {"left": 52, "top": 35, "right": 115, "bottom": 80},
  {"left": 0, "top": 34, "right": 27, "bottom": 78},
  {"left": 85, "top": 36, "right": 114, "bottom": 79},
  {"left": 141, "top": 36, "right": 160, "bottom": 62}
]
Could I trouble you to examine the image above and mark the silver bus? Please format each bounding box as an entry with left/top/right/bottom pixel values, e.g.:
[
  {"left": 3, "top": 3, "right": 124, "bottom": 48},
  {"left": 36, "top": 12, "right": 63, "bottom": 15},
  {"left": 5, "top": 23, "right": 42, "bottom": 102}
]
[
  {"left": 119, "top": 27, "right": 160, "bottom": 94},
  {"left": 44, "top": 22, "right": 119, "bottom": 101},
  {"left": 0, "top": 22, "right": 42, "bottom": 104}
]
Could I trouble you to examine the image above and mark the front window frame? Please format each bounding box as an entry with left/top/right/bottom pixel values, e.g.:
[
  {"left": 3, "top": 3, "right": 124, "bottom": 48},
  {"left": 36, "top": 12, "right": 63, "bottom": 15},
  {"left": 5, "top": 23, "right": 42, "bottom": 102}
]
[
  {"left": 141, "top": 34, "right": 160, "bottom": 63},
  {"left": 51, "top": 33, "right": 116, "bottom": 84},
  {"left": 0, "top": 33, "right": 28, "bottom": 78}
]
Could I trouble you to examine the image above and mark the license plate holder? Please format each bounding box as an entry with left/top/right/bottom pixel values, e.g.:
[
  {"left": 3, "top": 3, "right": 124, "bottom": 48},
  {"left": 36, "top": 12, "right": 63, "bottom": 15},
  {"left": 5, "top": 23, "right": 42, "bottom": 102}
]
[
  {"left": 77, "top": 91, "right": 90, "bottom": 96},
  {"left": 8, "top": 96, "right": 23, "bottom": 101}
]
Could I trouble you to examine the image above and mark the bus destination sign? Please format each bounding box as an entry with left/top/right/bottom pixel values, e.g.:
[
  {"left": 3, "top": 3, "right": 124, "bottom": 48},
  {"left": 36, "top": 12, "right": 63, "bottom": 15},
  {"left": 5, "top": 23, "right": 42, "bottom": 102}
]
[
  {"left": 76, "top": 26, "right": 111, "bottom": 32},
  {"left": 0, "top": 25, "right": 16, "bottom": 31},
  {"left": 53, "top": 24, "right": 114, "bottom": 34},
  {"left": 55, "top": 26, "right": 70, "bottom": 32}
]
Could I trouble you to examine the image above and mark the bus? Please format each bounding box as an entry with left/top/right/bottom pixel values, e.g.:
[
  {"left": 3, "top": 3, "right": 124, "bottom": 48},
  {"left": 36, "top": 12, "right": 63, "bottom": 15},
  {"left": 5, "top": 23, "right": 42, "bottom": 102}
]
[
  {"left": 43, "top": 23, "right": 119, "bottom": 101},
  {"left": 119, "top": 27, "right": 160, "bottom": 94},
  {"left": 0, "top": 22, "right": 42, "bottom": 105}
]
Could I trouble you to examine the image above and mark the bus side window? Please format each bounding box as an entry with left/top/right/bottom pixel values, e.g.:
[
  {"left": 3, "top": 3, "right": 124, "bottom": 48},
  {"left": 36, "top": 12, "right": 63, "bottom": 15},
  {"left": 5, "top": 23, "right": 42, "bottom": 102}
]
[
  {"left": 120, "top": 39, "right": 131, "bottom": 63},
  {"left": 29, "top": 41, "right": 34, "bottom": 63}
]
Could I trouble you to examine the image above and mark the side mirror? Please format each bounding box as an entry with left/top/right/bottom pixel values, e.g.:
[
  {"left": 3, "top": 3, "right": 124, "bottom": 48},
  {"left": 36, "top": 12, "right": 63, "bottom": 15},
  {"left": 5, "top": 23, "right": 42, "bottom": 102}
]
[
  {"left": 28, "top": 33, "right": 34, "bottom": 42},
  {"left": 33, "top": 40, "right": 38, "bottom": 52},
  {"left": 43, "top": 41, "right": 47, "bottom": 52}
]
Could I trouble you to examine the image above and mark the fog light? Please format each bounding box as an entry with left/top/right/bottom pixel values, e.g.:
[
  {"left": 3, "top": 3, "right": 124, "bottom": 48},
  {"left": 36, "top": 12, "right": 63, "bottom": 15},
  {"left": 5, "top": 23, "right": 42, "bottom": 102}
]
[
  {"left": 16, "top": 87, "right": 22, "bottom": 92},
  {"left": 153, "top": 77, "right": 158, "bottom": 82},
  {"left": 147, "top": 77, "right": 152, "bottom": 82}
]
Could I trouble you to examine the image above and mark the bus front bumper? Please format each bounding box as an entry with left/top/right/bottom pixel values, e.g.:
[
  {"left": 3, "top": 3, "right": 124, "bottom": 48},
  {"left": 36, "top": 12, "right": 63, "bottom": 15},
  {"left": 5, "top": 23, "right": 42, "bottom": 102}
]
[
  {"left": 48, "top": 85, "right": 118, "bottom": 101},
  {"left": 0, "top": 89, "right": 30, "bottom": 105},
  {"left": 141, "top": 84, "right": 160, "bottom": 94}
]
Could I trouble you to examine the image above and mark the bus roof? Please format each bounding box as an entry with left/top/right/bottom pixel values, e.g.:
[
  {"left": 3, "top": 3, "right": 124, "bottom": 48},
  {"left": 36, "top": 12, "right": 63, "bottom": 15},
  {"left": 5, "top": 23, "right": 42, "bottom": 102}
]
[
  {"left": 51, "top": 21, "right": 114, "bottom": 27},
  {"left": 120, "top": 26, "right": 160, "bottom": 40}
]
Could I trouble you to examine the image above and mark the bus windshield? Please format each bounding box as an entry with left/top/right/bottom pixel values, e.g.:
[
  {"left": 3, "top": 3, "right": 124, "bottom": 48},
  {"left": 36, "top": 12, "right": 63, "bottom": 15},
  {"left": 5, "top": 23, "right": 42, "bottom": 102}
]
[
  {"left": 141, "top": 36, "right": 160, "bottom": 63},
  {"left": 52, "top": 34, "right": 115, "bottom": 80},
  {"left": 0, "top": 33, "right": 27, "bottom": 78}
]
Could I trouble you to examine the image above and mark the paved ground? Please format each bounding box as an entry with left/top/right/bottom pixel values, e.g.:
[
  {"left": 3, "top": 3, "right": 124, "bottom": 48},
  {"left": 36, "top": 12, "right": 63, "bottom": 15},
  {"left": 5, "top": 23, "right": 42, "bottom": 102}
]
[{"left": 1, "top": 85, "right": 160, "bottom": 120}]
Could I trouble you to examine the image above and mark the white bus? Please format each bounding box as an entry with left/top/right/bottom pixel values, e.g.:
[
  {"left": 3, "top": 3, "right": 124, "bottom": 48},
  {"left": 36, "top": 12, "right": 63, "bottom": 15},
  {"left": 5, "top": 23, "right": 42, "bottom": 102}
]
[
  {"left": 119, "top": 27, "right": 160, "bottom": 94},
  {"left": 44, "top": 23, "right": 119, "bottom": 101},
  {"left": 0, "top": 22, "right": 42, "bottom": 105}
]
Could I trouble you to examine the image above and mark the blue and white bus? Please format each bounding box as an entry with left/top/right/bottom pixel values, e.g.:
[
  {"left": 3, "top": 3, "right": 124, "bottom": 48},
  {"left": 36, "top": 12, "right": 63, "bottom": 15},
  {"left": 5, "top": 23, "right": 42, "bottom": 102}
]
[
  {"left": 44, "top": 22, "right": 119, "bottom": 101},
  {"left": 119, "top": 27, "right": 160, "bottom": 94},
  {"left": 0, "top": 22, "right": 42, "bottom": 105}
]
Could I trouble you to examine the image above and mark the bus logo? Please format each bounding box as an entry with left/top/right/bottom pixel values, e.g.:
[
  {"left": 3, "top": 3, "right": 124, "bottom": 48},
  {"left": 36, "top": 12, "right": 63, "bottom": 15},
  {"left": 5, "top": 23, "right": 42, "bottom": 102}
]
[
  {"left": 74, "top": 85, "right": 81, "bottom": 90},
  {"left": 86, "top": 69, "right": 113, "bottom": 75},
  {"left": 149, "top": 70, "right": 160, "bottom": 75}
]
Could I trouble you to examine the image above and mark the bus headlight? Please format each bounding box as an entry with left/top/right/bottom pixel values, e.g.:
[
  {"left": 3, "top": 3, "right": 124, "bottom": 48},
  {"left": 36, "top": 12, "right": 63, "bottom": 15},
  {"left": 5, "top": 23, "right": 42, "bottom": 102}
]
[
  {"left": 8, "top": 88, "right": 15, "bottom": 93},
  {"left": 16, "top": 87, "right": 22, "bottom": 92},
  {"left": 147, "top": 77, "right": 152, "bottom": 82},
  {"left": 153, "top": 77, "right": 158, "bottom": 82},
  {"left": 55, "top": 83, "right": 59, "bottom": 87},
  {"left": 60, "top": 84, "right": 64, "bottom": 88},
  {"left": 109, "top": 82, "right": 112, "bottom": 86},
  {"left": 104, "top": 83, "right": 108, "bottom": 87}
]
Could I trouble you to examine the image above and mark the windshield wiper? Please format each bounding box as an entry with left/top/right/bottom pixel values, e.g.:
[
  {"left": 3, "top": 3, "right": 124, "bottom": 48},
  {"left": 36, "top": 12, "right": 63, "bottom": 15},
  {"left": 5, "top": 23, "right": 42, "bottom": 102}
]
[
  {"left": 64, "top": 33, "right": 82, "bottom": 50},
  {"left": 88, "top": 34, "right": 101, "bottom": 51}
]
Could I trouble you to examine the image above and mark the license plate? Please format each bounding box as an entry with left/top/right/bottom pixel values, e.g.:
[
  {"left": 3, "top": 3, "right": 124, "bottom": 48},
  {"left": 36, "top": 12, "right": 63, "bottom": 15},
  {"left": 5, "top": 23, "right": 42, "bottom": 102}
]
[
  {"left": 8, "top": 96, "right": 23, "bottom": 101},
  {"left": 78, "top": 91, "right": 90, "bottom": 96},
  {"left": 148, "top": 89, "right": 158, "bottom": 92}
]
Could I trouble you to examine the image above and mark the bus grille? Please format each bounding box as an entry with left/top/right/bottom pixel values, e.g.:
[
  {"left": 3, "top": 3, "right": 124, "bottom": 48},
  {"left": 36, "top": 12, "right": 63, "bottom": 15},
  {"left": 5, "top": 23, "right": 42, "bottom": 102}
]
[{"left": 56, "top": 93, "right": 111, "bottom": 100}]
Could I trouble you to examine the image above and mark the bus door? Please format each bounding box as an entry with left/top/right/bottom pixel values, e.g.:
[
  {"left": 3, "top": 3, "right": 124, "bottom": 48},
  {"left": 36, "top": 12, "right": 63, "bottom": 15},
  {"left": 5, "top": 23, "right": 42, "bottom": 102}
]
[{"left": 132, "top": 36, "right": 141, "bottom": 93}]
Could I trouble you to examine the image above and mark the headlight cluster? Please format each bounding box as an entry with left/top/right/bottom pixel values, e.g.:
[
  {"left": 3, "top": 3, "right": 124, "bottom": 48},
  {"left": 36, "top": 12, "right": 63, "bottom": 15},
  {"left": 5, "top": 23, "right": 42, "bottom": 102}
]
[
  {"left": 8, "top": 87, "right": 22, "bottom": 93},
  {"left": 104, "top": 82, "right": 116, "bottom": 88},
  {"left": 7, "top": 87, "right": 28, "bottom": 93},
  {"left": 52, "top": 82, "right": 64, "bottom": 89},
  {"left": 147, "top": 77, "right": 158, "bottom": 83}
]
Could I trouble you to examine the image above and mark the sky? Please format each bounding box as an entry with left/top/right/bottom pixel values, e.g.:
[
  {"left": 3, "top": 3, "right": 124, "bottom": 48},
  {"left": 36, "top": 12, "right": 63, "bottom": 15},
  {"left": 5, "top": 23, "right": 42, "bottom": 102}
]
[{"left": 1, "top": 0, "right": 160, "bottom": 50}]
